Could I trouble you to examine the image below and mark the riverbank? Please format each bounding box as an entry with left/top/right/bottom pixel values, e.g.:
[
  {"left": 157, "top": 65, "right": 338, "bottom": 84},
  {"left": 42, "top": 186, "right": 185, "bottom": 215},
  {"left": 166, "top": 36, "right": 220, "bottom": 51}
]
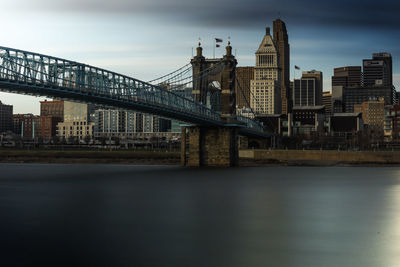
[
  {"left": 240, "top": 149, "right": 400, "bottom": 166},
  {"left": 1, "top": 149, "right": 400, "bottom": 166},
  {"left": 0, "top": 150, "right": 181, "bottom": 165}
]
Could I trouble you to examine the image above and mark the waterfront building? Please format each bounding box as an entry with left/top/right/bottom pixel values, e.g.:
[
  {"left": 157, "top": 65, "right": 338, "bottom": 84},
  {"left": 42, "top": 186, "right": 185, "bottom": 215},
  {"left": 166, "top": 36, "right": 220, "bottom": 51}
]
[
  {"left": 291, "top": 105, "right": 325, "bottom": 135},
  {"left": 353, "top": 98, "right": 385, "bottom": 129},
  {"left": 40, "top": 100, "right": 64, "bottom": 140},
  {"left": 0, "top": 101, "right": 13, "bottom": 133},
  {"left": 322, "top": 91, "right": 332, "bottom": 115},
  {"left": 384, "top": 105, "right": 400, "bottom": 141},
  {"left": 235, "top": 67, "right": 254, "bottom": 109},
  {"left": 94, "top": 109, "right": 173, "bottom": 139},
  {"left": 273, "top": 18, "right": 290, "bottom": 114},
  {"left": 39, "top": 116, "right": 62, "bottom": 140},
  {"left": 40, "top": 100, "right": 64, "bottom": 119},
  {"left": 250, "top": 27, "right": 281, "bottom": 115},
  {"left": 13, "top": 114, "right": 40, "bottom": 140},
  {"left": 343, "top": 86, "right": 393, "bottom": 112},
  {"left": 56, "top": 101, "right": 95, "bottom": 140},
  {"left": 328, "top": 113, "right": 363, "bottom": 137}
]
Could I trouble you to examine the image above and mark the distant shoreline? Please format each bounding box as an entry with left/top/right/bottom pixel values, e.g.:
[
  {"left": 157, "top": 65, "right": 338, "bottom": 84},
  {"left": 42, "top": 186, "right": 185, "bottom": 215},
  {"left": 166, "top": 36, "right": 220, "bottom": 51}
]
[{"left": 1, "top": 149, "right": 400, "bottom": 167}]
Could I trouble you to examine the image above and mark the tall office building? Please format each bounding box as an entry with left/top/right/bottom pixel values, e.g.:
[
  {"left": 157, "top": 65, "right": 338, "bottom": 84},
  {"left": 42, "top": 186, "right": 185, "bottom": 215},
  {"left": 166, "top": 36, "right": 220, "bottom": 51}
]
[
  {"left": 250, "top": 27, "right": 281, "bottom": 115},
  {"left": 94, "top": 109, "right": 136, "bottom": 138},
  {"left": 293, "top": 70, "right": 323, "bottom": 107},
  {"left": 40, "top": 100, "right": 64, "bottom": 139},
  {"left": 363, "top": 53, "right": 392, "bottom": 87},
  {"left": 372, "top": 52, "right": 392, "bottom": 87},
  {"left": 235, "top": 67, "right": 254, "bottom": 108},
  {"left": 332, "top": 66, "right": 361, "bottom": 88},
  {"left": 302, "top": 70, "right": 323, "bottom": 105},
  {"left": 343, "top": 86, "right": 393, "bottom": 112},
  {"left": 322, "top": 91, "right": 332, "bottom": 115},
  {"left": 40, "top": 100, "right": 64, "bottom": 119},
  {"left": 273, "top": 19, "right": 290, "bottom": 114},
  {"left": 0, "top": 101, "right": 13, "bottom": 133},
  {"left": 13, "top": 114, "right": 40, "bottom": 140}
]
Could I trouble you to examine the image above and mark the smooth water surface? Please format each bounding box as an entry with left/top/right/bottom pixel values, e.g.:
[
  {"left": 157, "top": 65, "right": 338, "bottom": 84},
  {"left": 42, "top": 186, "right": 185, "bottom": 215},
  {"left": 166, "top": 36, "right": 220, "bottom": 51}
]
[{"left": 1, "top": 164, "right": 400, "bottom": 266}]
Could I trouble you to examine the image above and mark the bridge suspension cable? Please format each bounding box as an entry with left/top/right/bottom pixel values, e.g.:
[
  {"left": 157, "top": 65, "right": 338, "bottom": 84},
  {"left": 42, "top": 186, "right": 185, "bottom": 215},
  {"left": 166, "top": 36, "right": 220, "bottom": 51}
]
[{"left": 147, "top": 63, "right": 191, "bottom": 84}]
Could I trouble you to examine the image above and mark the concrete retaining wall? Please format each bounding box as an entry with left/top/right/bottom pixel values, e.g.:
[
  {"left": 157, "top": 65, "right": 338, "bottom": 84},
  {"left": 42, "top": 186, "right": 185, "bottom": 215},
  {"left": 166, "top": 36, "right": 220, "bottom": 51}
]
[{"left": 239, "top": 149, "right": 400, "bottom": 164}]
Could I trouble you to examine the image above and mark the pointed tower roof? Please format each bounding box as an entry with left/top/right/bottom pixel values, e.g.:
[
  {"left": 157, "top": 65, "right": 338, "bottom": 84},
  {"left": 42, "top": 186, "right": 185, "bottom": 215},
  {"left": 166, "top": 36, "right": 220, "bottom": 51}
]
[{"left": 256, "top": 27, "right": 277, "bottom": 54}]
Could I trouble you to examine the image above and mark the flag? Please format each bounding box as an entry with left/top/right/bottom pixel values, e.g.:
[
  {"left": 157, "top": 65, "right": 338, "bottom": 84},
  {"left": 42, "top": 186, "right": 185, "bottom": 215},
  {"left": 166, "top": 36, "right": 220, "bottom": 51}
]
[
  {"left": 216, "top": 44, "right": 220, "bottom": 48},
  {"left": 215, "top": 38, "right": 223, "bottom": 43},
  {"left": 295, "top": 65, "right": 300, "bottom": 70}
]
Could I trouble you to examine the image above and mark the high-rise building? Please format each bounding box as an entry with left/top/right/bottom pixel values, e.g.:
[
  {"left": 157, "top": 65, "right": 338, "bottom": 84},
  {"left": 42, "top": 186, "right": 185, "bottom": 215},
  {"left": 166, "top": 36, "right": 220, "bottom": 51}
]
[
  {"left": 322, "top": 91, "right": 332, "bottom": 115},
  {"left": 353, "top": 98, "right": 385, "bottom": 129},
  {"left": 13, "top": 114, "right": 40, "bottom": 140},
  {"left": 0, "top": 101, "right": 13, "bottom": 133},
  {"left": 292, "top": 70, "right": 323, "bottom": 107},
  {"left": 332, "top": 66, "right": 361, "bottom": 88},
  {"left": 40, "top": 100, "right": 64, "bottom": 119},
  {"left": 343, "top": 86, "right": 393, "bottom": 112},
  {"left": 363, "top": 53, "right": 392, "bottom": 88},
  {"left": 363, "top": 59, "right": 387, "bottom": 87},
  {"left": 94, "top": 109, "right": 136, "bottom": 138},
  {"left": 372, "top": 52, "right": 392, "bottom": 87},
  {"left": 40, "top": 100, "right": 64, "bottom": 140},
  {"left": 273, "top": 19, "right": 290, "bottom": 114},
  {"left": 250, "top": 27, "right": 281, "bottom": 115},
  {"left": 235, "top": 67, "right": 254, "bottom": 108},
  {"left": 302, "top": 70, "right": 323, "bottom": 105}
]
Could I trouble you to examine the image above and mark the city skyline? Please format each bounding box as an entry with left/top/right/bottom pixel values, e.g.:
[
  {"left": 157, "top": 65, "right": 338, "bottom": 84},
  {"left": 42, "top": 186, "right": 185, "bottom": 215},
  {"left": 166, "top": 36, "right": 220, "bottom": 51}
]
[{"left": 1, "top": 0, "right": 399, "bottom": 114}]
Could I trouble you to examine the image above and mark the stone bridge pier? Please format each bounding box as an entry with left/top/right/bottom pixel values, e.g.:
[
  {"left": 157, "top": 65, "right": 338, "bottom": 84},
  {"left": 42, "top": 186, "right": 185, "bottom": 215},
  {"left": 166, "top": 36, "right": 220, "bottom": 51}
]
[
  {"left": 181, "top": 42, "right": 239, "bottom": 167},
  {"left": 181, "top": 126, "right": 239, "bottom": 167}
]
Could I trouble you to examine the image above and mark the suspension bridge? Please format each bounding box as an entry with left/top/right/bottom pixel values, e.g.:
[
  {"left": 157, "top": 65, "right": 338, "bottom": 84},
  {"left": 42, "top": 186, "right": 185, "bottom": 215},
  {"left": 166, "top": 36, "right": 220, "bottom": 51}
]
[{"left": 0, "top": 44, "right": 269, "bottom": 166}]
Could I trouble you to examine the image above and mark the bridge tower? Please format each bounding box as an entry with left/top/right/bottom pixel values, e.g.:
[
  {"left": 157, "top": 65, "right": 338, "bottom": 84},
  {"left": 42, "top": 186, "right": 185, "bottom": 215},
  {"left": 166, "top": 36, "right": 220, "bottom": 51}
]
[{"left": 181, "top": 42, "right": 239, "bottom": 167}]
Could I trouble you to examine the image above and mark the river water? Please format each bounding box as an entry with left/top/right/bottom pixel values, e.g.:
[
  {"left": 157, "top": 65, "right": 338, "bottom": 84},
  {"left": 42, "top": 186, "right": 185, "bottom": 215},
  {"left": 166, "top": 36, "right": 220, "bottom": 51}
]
[{"left": 1, "top": 163, "right": 400, "bottom": 266}]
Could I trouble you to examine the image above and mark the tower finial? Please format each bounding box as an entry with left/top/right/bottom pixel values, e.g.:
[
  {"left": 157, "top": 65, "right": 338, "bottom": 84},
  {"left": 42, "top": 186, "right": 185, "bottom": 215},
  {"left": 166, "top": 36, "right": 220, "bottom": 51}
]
[
  {"left": 228, "top": 36, "right": 231, "bottom": 46},
  {"left": 198, "top": 37, "right": 201, "bottom": 47}
]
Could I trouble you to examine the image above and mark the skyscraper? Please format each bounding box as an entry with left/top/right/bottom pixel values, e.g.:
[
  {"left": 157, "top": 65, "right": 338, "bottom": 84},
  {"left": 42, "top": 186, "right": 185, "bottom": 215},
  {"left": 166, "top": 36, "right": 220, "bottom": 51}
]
[
  {"left": 332, "top": 66, "right": 361, "bottom": 88},
  {"left": 273, "top": 19, "right": 290, "bottom": 114},
  {"left": 0, "top": 101, "right": 13, "bottom": 133},
  {"left": 250, "top": 27, "right": 281, "bottom": 115},
  {"left": 372, "top": 52, "right": 392, "bottom": 87},
  {"left": 293, "top": 70, "right": 323, "bottom": 107}
]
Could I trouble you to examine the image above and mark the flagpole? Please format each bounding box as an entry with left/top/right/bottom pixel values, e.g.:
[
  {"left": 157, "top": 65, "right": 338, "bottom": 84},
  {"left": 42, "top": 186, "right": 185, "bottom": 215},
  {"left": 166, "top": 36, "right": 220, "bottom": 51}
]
[{"left": 213, "top": 38, "right": 215, "bottom": 59}]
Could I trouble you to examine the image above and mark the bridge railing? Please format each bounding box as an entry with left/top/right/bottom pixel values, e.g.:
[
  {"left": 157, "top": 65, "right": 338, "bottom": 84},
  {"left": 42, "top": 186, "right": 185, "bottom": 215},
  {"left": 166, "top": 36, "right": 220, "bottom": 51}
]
[
  {"left": 0, "top": 46, "right": 221, "bottom": 121},
  {"left": 236, "top": 115, "right": 264, "bottom": 132}
]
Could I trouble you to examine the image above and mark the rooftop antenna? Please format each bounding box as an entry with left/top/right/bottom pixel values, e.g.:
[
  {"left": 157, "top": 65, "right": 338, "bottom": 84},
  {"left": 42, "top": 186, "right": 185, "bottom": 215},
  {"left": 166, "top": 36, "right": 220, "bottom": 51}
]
[{"left": 278, "top": 11, "right": 281, "bottom": 19}]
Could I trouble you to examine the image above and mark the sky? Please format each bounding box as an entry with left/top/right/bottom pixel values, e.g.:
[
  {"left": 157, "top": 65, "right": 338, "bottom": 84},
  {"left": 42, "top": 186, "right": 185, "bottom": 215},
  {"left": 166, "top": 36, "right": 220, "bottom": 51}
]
[{"left": 1, "top": 0, "right": 399, "bottom": 114}]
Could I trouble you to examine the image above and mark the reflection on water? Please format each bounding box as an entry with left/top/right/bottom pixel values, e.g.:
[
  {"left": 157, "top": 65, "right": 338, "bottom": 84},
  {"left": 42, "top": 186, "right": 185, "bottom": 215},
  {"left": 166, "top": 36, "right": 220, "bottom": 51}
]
[{"left": 1, "top": 164, "right": 400, "bottom": 266}]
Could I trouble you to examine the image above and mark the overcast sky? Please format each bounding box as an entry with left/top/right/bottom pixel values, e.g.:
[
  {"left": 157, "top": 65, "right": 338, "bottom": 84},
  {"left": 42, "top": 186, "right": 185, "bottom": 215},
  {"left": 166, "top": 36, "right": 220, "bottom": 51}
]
[{"left": 1, "top": 0, "right": 399, "bottom": 114}]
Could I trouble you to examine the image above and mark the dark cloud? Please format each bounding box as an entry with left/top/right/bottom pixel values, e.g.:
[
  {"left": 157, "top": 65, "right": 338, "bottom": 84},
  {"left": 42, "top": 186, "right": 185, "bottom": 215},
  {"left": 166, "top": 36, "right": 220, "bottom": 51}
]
[{"left": 31, "top": 0, "right": 400, "bottom": 30}]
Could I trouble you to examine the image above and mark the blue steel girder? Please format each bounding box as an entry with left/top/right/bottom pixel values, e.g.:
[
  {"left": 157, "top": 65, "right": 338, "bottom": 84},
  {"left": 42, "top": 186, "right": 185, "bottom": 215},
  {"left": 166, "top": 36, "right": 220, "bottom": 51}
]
[{"left": 0, "top": 46, "right": 266, "bottom": 136}]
